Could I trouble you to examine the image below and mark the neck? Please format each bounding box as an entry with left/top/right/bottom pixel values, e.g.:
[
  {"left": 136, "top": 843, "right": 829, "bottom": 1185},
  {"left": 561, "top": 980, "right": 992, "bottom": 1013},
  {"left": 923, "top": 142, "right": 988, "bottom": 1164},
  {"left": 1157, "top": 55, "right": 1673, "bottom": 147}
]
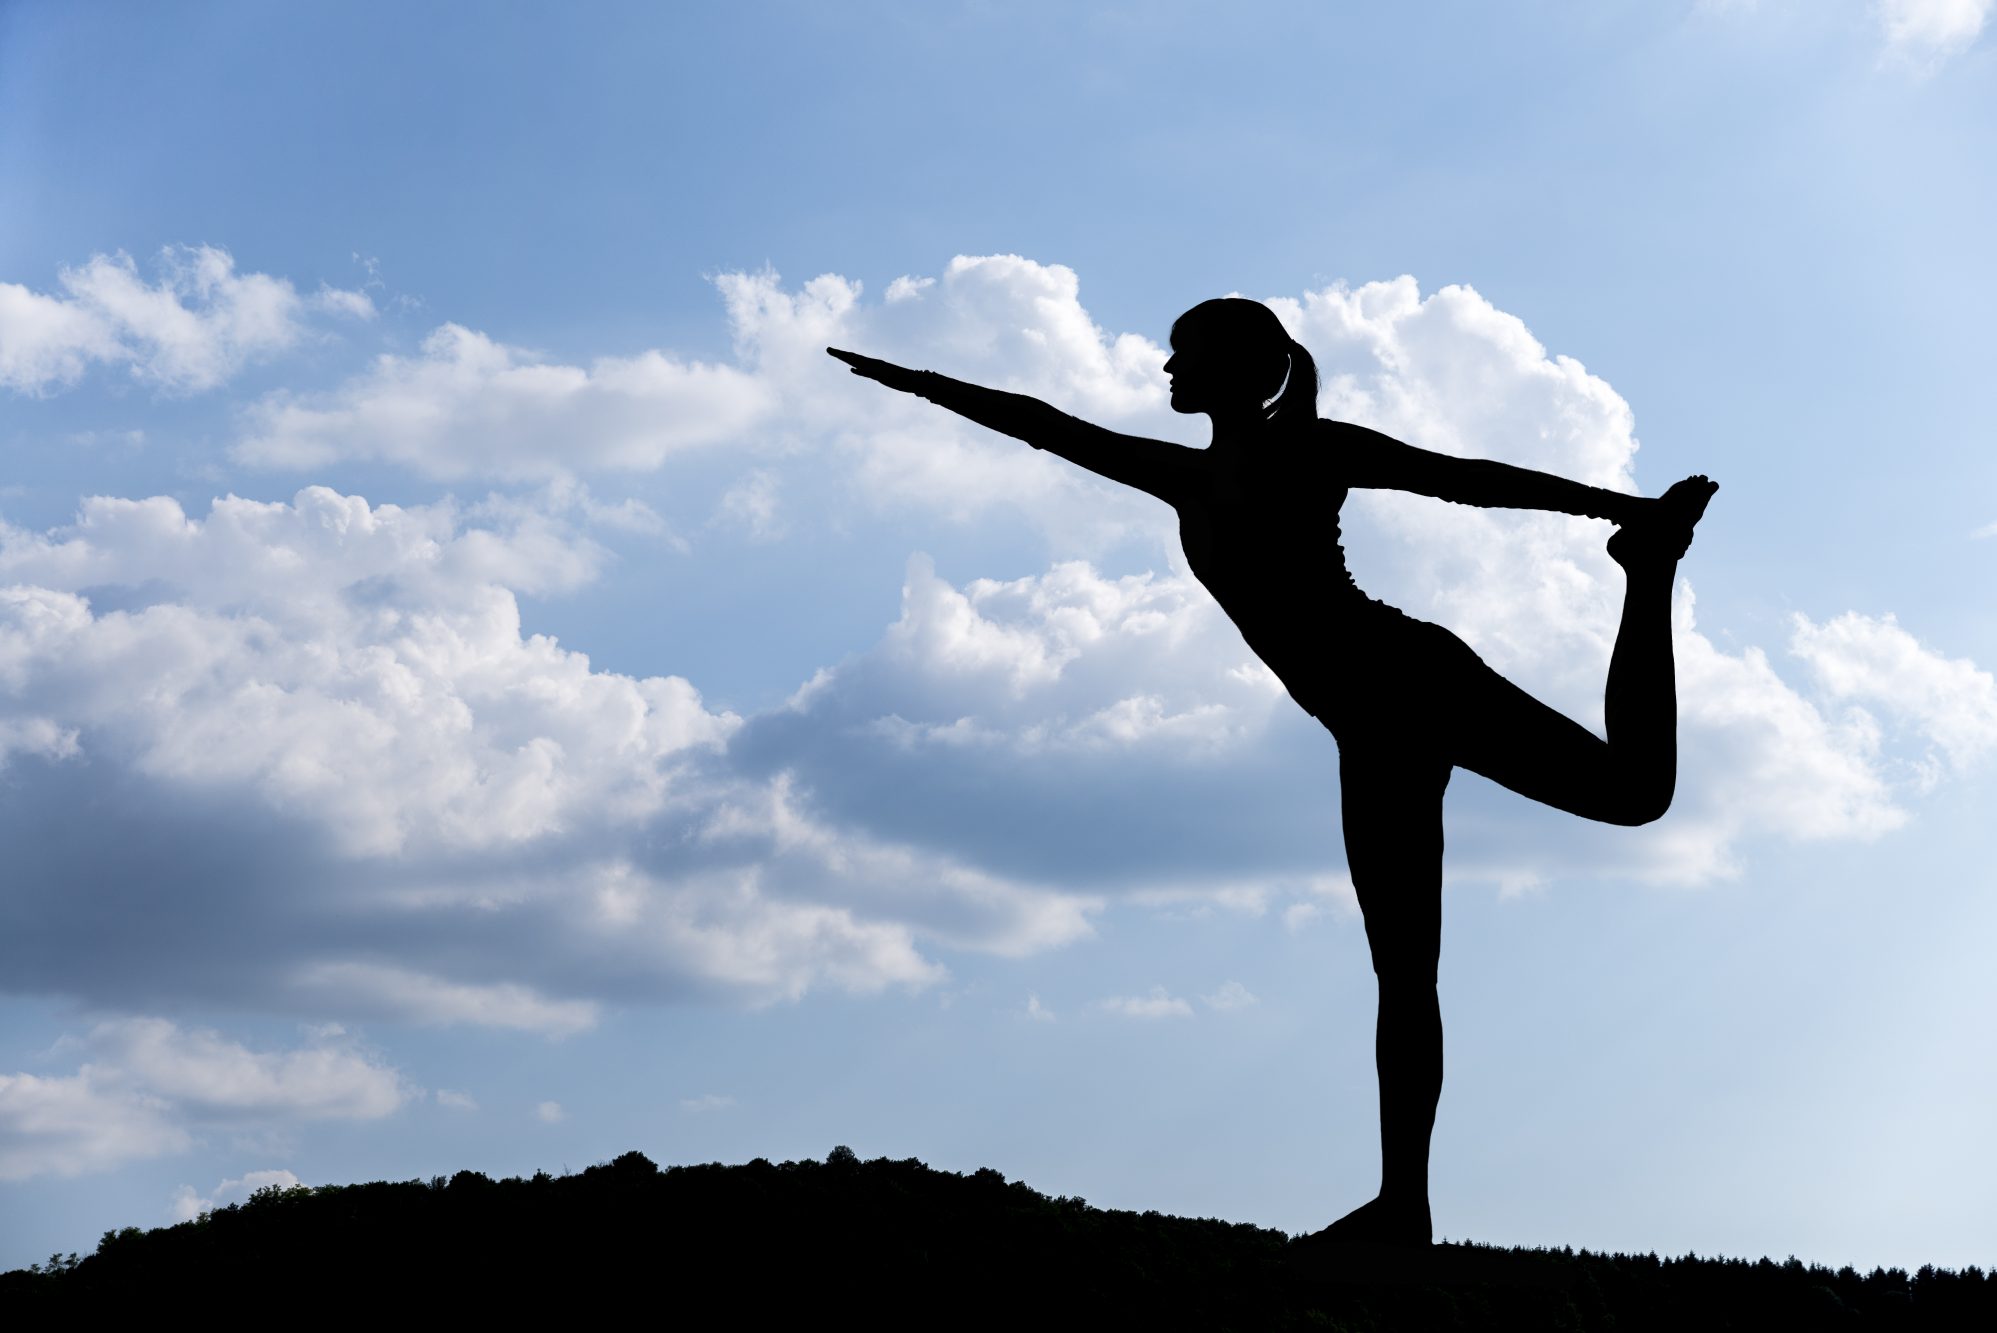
[{"left": 1206, "top": 405, "right": 1268, "bottom": 448}]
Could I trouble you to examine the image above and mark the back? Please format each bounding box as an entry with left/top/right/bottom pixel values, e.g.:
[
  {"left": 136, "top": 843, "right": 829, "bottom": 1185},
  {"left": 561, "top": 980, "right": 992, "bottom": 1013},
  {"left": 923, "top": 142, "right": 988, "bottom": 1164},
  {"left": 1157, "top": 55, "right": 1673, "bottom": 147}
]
[{"left": 1173, "top": 429, "right": 1364, "bottom": 691}]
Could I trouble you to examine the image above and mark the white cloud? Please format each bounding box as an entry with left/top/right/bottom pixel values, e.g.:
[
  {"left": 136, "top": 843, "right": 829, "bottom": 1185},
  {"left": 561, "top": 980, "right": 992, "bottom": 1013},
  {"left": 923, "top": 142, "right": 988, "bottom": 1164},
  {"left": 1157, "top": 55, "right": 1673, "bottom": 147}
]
[
  {"left": 6, "top": 253, "right": 1991, "bottom": 1034},
  {"left": 0, "top": 1020, "right": 402, "bottom": 1182},
  {"left": 169, "top": 1168, "right": 303, "bottom": 1223},
  {"left": 1, "top": 484, "right": 1019, "bottom": 1012},
  {"left": 763, "top": 551, "right": 1916, "bottom": 895},
  {"left": 679, "top": 1093, "right": 736, "bottom": 1112},
  {"left": 1789, "top": 611, "right": 1997, "bottom": 774},
  {"left": 1257, "top": 276, "right": 1926, "bottom": 882},
  {"left": 435, "top": 1089, "right": 478, "bottom": 1111},
  {"left": 0, "top": 246, "right": 368, "bottom": 394},
  {"left": 1025, "top": 993, "right": 1056, "bottom": 1022},
  {"left": 1875, "top": 0, "right": 1991, "bottom": 64},
  {"left": 84, "top": 1018, "right": 405, "bottom": 1120},
  {"left": 716, "top": 469, "right": 784, "bottom": 540},
  {"left": 228, "top": 256, "right": 1175, "bottom": 552},
  {"left": 695, "top": 773, "right": 1094, "bottom": 965},
  {"left": 813, "top": 552, "right": 1285, "bottom": 753},
  {"left": 292, "top": 963, "right": 600, "bottom": 1037},
  {"left": 714, "top": 257, "right": 1173, "bottom": 539},
  {"left": 1101, "top": 986, "right": 1193, "bottom": 1019},
  {"left": 734, "top": 264, "right": 1971, "bottom": 893},
  {"left": 0, "top": 1070, "right": 188, "bottom": 1182},
  {"left": 1201, "top": 980, "right": 1259, "bottom": 1011},
  {"left": 0, "top": 486, "right": 735, "bottom": 858},
  {"left": 311, "top": 286, "right": 377, "bottom": 320},
  {"left": 535, "top": 1100, "right": 565, "bottom": 1123},
  {"left": 235, "top": 322, "right": 773, "bottom": 480},
  {"left": 0, "top": 715, "right": 79, "bottom": 765}
]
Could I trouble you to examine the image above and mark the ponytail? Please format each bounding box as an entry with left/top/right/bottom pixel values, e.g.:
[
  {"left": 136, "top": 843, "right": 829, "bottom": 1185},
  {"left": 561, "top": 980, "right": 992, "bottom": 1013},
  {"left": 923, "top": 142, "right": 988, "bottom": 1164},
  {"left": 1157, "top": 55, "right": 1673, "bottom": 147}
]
[{"left": 1265, "top": 337, "right": 1321, "bottom": 433}]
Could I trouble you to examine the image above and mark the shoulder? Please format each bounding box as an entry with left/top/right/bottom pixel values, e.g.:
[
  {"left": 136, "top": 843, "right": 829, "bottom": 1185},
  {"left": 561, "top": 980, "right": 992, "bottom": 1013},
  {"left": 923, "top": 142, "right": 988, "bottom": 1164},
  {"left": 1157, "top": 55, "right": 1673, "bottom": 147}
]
[
  {"left": 1319, "top": 418, "right": 1402, "bottom": 448},
  {"left": 1307, "top": 419, "right": 1367, "bottom": 472}
]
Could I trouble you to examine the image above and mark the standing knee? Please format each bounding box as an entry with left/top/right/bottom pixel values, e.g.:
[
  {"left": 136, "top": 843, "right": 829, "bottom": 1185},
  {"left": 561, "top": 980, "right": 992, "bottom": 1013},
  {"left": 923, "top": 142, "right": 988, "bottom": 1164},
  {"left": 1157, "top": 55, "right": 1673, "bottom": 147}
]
[{"left": 1372, "top": 955, "right": 1439, "bottom": 990}]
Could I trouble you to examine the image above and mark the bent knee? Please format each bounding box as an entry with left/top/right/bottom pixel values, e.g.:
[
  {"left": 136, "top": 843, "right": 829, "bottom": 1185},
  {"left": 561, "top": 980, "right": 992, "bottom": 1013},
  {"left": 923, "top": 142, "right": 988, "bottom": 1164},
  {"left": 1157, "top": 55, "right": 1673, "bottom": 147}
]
[{"left": 1604, "top": 780, "right": 1674, "bottom": 827}]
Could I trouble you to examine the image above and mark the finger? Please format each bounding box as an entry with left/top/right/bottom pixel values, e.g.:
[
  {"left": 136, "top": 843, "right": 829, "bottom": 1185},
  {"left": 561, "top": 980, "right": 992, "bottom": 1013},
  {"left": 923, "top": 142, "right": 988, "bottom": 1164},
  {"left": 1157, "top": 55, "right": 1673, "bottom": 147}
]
[{"left": 827, "top": 349, "right": 902, "bottom": 382}]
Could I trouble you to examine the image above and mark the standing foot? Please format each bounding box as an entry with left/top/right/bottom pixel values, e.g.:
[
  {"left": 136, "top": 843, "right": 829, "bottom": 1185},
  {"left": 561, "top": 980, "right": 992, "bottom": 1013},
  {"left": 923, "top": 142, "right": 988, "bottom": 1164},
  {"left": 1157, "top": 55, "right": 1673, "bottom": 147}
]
[
  {"left": 1608, "top": 474, "right": 1718, "bottom": 570},
  {"left": 1296, "top": 1195, "right": 1433, "bottom": 1249}
]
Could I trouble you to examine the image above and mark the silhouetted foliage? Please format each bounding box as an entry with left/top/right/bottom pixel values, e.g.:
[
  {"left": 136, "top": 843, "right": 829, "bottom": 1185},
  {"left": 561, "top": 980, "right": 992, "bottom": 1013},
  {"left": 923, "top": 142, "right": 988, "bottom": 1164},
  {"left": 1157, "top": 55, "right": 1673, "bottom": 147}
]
[{"left": 2, "top": 1150, "right": 1989, "bottom": 1327}]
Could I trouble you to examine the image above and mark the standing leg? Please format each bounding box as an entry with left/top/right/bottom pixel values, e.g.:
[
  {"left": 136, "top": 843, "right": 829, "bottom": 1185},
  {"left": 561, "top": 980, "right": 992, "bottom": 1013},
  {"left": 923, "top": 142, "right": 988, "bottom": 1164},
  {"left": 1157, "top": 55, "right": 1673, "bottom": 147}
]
[{"left": 1308, "top": 742, "right": 1450, "bottom": 1247}]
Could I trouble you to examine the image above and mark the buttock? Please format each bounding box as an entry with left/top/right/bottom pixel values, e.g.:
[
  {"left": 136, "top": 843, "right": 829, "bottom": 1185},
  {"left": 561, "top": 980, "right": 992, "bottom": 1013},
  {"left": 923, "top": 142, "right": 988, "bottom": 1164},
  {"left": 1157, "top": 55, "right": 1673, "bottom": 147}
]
[{"left": 1293, "top": 604, "right": 1494, "bottom": 753}]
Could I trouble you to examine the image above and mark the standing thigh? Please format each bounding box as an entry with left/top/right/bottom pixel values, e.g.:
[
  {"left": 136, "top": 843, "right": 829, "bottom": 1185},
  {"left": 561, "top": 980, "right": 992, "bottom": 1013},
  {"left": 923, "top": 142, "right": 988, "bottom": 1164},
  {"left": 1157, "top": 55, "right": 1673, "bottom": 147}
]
[{"left": 1337, "top": 739, "right": 1451, "bottom": 983}]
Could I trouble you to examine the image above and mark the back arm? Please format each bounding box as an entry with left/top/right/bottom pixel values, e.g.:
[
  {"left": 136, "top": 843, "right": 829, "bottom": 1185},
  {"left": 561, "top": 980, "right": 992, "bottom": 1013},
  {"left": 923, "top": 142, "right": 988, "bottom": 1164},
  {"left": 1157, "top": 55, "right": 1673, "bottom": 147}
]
[{"left": 1331, "top": 421, "right": 1642, "bottom": 522}]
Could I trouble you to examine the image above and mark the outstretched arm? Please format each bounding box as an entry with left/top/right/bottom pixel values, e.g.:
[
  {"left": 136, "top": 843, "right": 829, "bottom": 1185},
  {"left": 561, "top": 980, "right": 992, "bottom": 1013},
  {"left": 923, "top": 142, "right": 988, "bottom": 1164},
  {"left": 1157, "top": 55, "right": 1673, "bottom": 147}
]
[
  {"left": 829, "top": 349, "right": 1201, "bottom": 504},
  {"left": 1333, "top": 421, "right": 1648, "bottom": 523}
]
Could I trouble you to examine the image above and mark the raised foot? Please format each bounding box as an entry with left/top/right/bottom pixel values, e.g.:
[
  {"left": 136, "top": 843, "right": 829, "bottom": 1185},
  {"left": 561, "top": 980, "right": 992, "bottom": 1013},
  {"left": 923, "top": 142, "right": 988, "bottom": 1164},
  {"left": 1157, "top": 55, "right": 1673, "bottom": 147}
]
[
  {"left": 1608, "top": 474, "right": 1719, "bottom": 570},
  {"left": 1295, "top": 1195, "right": 1433, "bottom": 1249}
]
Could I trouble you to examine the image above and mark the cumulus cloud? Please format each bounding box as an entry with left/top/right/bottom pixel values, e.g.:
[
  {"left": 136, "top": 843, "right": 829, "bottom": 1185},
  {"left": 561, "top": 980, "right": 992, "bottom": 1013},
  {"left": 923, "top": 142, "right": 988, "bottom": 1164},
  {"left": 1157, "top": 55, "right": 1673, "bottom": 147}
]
[
  {"left": 5, "top": 252, "right": 1990, "bottom": 1034},
  {"left": 1875, "top": 0, "right": 1990, "bottom": 64},
  {"left": 236, "top": 322, "right": 773, "bottom": 480},
  {"left": 730, "top": 552, "right": 1323, "bottom": 904},
  {"left": 0, "top": 484, "right": 1072, "bottom": 1018},
  {"left": 0, "top": 486, "right": 729, "bottom": 858},
  {"left": 1790, "top": 611, "right": 1997, "bottom": 777},
  {"left": 0, "top": 1069, "right": 187, "bottom": 1182},
  {"left": 85, "top": 1017, "right": 405, "bottom": 1120},
  {"left": 713, "top": 256, "right": 1174, "bottom": 539},
  {"left": 723, "top": 262, "right": 1983, "bottom": 891},
  {"left": 228, "top": 255, "right": 1175, "bottom": 550},
  {"left": 0, "top": 246, "right": 369, "bottom": 394},
  {"left": 535, "top": 1100, "right": 565, "bottom": 1123},
  {"left": 0, "top": 1020, "right": 401, "bottom": 1182},
  {"left": 169, "top": 1168, "right": 303, "bottom": 1223}
]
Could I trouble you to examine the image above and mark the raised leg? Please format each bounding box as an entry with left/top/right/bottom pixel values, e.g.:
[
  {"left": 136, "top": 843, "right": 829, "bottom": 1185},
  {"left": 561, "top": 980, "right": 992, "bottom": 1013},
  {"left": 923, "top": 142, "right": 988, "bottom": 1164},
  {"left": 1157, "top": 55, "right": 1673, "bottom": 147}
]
[{"left": 1451, "top": 476, "right": 1716, "bottom": 826}]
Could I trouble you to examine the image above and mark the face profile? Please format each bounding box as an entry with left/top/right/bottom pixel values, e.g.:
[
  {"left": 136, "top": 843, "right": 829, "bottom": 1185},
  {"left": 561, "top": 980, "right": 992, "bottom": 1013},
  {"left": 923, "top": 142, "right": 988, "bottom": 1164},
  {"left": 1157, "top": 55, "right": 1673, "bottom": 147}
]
[{"left": 1166, "top": 301, "right": 1318, "bottom": 427}]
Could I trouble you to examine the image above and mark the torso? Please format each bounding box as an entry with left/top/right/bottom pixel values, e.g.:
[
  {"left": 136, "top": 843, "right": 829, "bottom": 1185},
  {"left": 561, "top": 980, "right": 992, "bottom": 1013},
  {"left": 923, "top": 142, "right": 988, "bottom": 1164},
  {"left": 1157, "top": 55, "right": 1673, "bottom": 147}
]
[{"left": 1174, "top": 430, "right": 1367, "bottom": 699}]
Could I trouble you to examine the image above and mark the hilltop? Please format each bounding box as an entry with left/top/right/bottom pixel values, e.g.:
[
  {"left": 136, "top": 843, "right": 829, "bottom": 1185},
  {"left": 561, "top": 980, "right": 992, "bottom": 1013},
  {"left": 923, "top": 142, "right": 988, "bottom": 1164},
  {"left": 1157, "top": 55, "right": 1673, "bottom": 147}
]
[{"left": 3, "top": 1149, "right": 1989, "bottom": 1328}]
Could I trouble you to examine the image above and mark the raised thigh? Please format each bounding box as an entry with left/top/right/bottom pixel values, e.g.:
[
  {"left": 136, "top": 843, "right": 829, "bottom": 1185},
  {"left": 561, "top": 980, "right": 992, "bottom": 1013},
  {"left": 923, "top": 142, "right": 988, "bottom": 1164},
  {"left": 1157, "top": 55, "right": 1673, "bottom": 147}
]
[{"left": 1445, "top": 656, "right": 1634, "bottom": 824}]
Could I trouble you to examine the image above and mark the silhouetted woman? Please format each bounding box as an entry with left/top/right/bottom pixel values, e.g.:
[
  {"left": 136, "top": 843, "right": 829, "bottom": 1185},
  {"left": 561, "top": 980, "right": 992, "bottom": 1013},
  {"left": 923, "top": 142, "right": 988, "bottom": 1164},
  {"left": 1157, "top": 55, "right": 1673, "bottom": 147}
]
[{"left": 829, "top": 297, "right": 1714, "bottom": 1247}]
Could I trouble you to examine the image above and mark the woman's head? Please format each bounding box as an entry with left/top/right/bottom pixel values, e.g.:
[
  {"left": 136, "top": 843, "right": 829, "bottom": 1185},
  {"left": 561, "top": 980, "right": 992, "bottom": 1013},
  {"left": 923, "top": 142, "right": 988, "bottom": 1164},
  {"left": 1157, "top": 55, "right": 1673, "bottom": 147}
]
[{"left": 1164, "top": 298, "right": 1319, "bottom": 431}]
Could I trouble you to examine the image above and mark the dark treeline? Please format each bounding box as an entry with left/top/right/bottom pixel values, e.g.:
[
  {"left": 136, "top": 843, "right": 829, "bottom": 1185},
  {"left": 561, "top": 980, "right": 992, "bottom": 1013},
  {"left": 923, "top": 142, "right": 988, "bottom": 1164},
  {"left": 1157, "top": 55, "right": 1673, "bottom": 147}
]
[{"left": 3, "top": 1148, "right": 1991, "bottom": 1329}]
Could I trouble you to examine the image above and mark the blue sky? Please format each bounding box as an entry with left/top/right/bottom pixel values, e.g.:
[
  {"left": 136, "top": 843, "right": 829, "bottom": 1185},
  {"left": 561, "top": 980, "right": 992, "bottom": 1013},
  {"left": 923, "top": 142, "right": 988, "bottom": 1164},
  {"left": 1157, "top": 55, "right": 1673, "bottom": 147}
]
[{"left": 3, "top": 0, "right": 1995, "bottom": 1273}]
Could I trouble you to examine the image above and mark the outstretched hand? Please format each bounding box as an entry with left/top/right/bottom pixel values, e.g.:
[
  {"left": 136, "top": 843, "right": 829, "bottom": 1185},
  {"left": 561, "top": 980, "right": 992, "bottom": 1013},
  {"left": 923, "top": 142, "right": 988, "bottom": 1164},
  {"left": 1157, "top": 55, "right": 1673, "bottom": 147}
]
[{"left": 827, "top": 347, "right": 932, "bottom": 396}]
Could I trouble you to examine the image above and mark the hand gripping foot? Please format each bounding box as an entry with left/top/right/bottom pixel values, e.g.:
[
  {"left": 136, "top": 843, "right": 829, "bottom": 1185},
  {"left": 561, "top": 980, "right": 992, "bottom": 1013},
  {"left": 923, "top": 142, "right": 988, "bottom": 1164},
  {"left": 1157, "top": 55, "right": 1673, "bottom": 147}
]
[{"left": 1608, "top": 474, "right": 1718, "bottom": 569}]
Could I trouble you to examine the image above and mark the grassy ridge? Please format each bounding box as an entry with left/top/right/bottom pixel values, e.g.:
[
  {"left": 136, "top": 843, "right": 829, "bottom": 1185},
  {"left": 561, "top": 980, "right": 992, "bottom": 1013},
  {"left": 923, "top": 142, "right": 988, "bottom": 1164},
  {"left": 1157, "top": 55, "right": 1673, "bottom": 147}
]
[{"left": 4, "top": 1148, "right": 1990, "bottom": 1328}]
